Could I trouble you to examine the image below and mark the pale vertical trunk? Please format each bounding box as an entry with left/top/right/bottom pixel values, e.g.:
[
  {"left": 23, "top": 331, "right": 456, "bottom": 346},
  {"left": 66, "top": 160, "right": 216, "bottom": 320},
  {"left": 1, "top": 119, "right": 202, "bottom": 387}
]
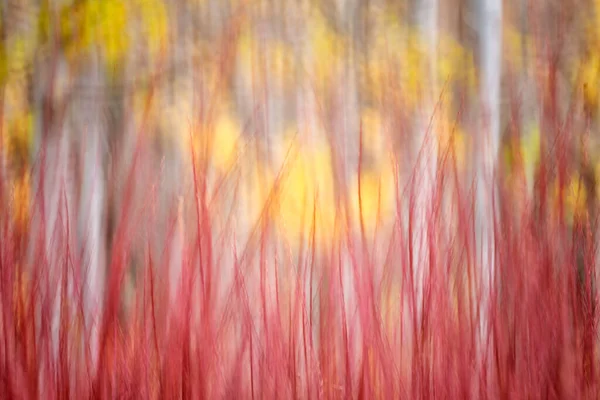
[
  {"left": 77, "top": 53, "right": 106, "bottom": 374},
  {"left": 413, "top": 0, "right": 439, "bottom": 327},
  {"left": 31, "top": 48, "right": 75, "bottom": 390},
  {"left": 332, "top": 0, "right": 363, "bottom": 377},
  {"left": 477, "top": 0, "right": 502, "bottom": 375}
]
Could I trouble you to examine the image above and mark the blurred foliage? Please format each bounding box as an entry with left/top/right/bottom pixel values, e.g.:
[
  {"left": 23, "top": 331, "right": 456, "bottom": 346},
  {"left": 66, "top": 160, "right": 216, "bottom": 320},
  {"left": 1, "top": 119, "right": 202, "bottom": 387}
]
[
  {"left": 502, "top": 123, "right": 540, "bottom": 187},
  {"left": 362, "top": 19, "right": 476, "bottom": 107},
  {"left": 3, "top": 0, "right": 600, "bottom": 248},
  {"left": 11, "top": 171, "right": 30, "bottom": 233},
  {"left": 237, "top": 28, "right": 296, "bottom": 91},
  {"left": 274, "top": 132, "right": 338, "bottom": 245},
  {"left": 435, "top": 109, "right": 467, "bottom": 170},
  {"left": 40, "top": 0, "right": 167, "bottom": 69},
  {"left": 551, "top": 172, "right": 589, "bottom": 224},
  {"left": 580, "top": 52, "right": 600, "bottom": 117},
  {"left": 307, "top": 8, "right": 347, "bottom": 96},
  {"left": 348, "top": 109, "right": 396, "bottom": 233},
  {"left": 194, "top": 112, "right": 243, "bottom": 173},
  {"left": 503, "top": 24, "right": 535, "bottom": 73}
]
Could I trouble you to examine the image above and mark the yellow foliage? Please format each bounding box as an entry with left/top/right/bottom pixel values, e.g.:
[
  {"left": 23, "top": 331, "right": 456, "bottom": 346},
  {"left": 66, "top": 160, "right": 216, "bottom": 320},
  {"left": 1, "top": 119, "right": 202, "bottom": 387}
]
[
  {"left": 137, "top": 0, "right": 168, "bottom": 57},
  {"left": 437, "top": 35, "right": 477, "bottom": 90},
  {"left": 307, "top": 9, "right": 346, "bottom": 94},
  {"left": 364, "top": 25, "right": 475, "bottom": 107},
  {"left": 4, "top": 112, "right": 33, "bottom": 171},
  {"left": 273, "top": 133, "right": 338, "bottom": 246},
  {"left": 596, "top": 162, "right": 600, "bottom": 200},
  {"left": 99, "top": 0, "right": 130, "bottom": 67},
  {"left": 237, "top": 30, "right": 295, "bottom": 90},
  {"left": 191, "top": 112, "right": 243, "bottom": 174},
  {"left": 0, "top": 33, "right": 37, "bottom": 84},
  {"left": 57, "top": 0, "right": 130, "bottom": 68},
  {"left": 590, "top": 0, "right": 600, "bottom": 45},
  {"left": 5, "top": 78, "right": 28, "bottom": 115},
  {"left": 349, "top": 109, "right": 396, "bottom": 233},
  {"left": 502, "top": 124, "right": 540, "bottom": 195},
  {"left": 521, "top": 124, "right": 541, "bottom": 172},
  {"left": 435, "top": 111, "right": 467, "bottom": 170},
  {"left": 54, "top": 0, "right": 166, "bottom": 68},
  {"left": 12, "top": 172, "right": 31, "bottom": 232},
  {"left": 241, "top": 158, "right": 276, "bottom": 227},
  {"left": 552, "top": 173, "right": 588, "bottom": 224},
  {"left": 580, "top": 53, "right": 600, "bottom": 114},
  {"left": 237, "top": 28, "right": 256, "bottom": 72},
  {"left": 267, "top": 41, "right": 296, "bottom": 87},
  {"left": 8, "top": 37, "right": 36, "bottom": 74},
  {"left": 402, "top": 32, "right": 427, "bottom": 105},
  {"left": 360, "top": 108, "right": 385, "bottom": 155},
  {"left": 503, "top": 25, "right": 535, "bottom": 72},
  {"left": 348, "top": 158, "right": 396, "bottom": 235}
]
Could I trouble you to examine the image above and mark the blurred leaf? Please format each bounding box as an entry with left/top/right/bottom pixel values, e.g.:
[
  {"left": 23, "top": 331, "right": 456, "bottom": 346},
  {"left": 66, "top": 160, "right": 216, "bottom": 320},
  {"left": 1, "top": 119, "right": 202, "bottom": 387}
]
[
  {"left": 275, "top": 133, "right": 338, "bottom": 246},
  {"left": 207, "top": 113, "right": 242, "bottom": 173},
  {"left": 4, "top": 112, "right": 34, "bottom": 173},
  {"left": 580, "top": 53, "right": 600, "bottom": 115},
  {"left": 53, "top": 0, "right": 131, "bottom": 69},
  {"left": 307, "top": 9, "right": 346, "bottom": 94},
  {"left": 11, "top": 171, "right": 30, "bottom": 233},
  {"left": 360, "top": 108, "right": 384, "bottom": 155},
  {"left": 437, "top": 35, "right": 477, "bottom": 90},
  {"left": 38, "top": 1, "right": 51, "bottom": 44},
  {"left": 99, "top": 0, "right": 129, "bottom": 69},
  {"left": 436, "top": 111, "right": 467, "bottom": 170},
  {"left": 521, "top": 123, "right": 541, "bottom": 174},
  {"left": 137, "top": 0, "right": 168, "bottom": 57},
  {"left": 552, "top": 172, "right": 588, "bottom": 224},
  {"left": 237, "top": 31, "right": 295, "bottom": 90},
  {"left": 183, "top": 109, "right": 243, "bottom": 174},
  {"left": 348, "top": 158, "right": 395, "bottom": 234},
  {"left": 503, "top": 25, "right": 534, "bottom": 72}
]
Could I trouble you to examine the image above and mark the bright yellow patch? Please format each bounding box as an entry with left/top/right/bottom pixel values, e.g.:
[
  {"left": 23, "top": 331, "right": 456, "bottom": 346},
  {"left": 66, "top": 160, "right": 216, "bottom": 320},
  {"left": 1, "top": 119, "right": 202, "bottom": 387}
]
[
  {"left": 307, "top": 10, "right": 346, "bottom": 94},
  {"left": 12, "top": 172, "right": 31, "bottom": 231},
  {"left": 137, "top": 0, "right": 168, "bottom": 57},
  {"left": 552, "top": 173, "right": 588, "bottom": 224},
  {"left": 581, "top": 53, "right": 600, "bottom": 114},
  {"left": 503, "top": 25, "right": 535, "bottom": 72},
  {"left": 348, "top": 157, "right": 396, "bottom": 235},
  {"left": 360, "top": 108, "right": 385, "bottom": 154},
  {"left": 238, "top": 31, "right": 295, "bottom": 90},
  {"left": 274, "top": 134, "right": 338, "bottom": 246},
  {"left": 435, "top": 111, "right": 467, "bottom": 170},
  {"left": 192, "top": 113, "right": 242, "bottom": 174},
  {"left": 364, "top": 27, "right": 476, "bottom": 107},
  {"left": 437, "top": 35, "right": 478, "bottom": 90},
  {"left": 241, "top": 158, "right": 276, "bottom": 227},
  {"left": 4, "top": 112, "right": 33, "bottom": 169}
]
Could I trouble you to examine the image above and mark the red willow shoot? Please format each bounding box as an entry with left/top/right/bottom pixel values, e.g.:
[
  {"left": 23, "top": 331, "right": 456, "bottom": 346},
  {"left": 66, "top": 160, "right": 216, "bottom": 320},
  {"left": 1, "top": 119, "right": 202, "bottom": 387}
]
[{"left": 1, "top": 102, "right": 599, "bottom": 399}]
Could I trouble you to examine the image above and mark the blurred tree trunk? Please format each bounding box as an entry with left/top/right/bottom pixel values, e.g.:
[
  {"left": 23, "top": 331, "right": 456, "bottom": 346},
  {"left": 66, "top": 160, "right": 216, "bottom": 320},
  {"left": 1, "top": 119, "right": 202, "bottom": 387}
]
[
  {"left": 76, "top": 52, "right": 108, "bottom": 375},
  {"left": 412, "top": 0, "right": 438, "bottom": 326},
  {"left": 475, "top": 0, "right": 502, "bottom": 379},
  {"left": 29, "top": 5, "right": 75, "bottom": 385}
]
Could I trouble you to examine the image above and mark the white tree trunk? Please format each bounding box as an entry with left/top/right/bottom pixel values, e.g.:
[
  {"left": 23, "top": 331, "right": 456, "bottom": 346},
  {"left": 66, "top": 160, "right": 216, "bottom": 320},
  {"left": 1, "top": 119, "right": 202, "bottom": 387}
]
[
  {"left": 77, "top": 54, "right": 106, "bottom": 374},
  {"left": 30, "top": 51, "right": 76, "bottom": 391},
  {"left": 413, "top": 0, "right": 439, "bottom": 328},
  {"left": 477, "top": 0, "right": 502, "bottom": 378}
]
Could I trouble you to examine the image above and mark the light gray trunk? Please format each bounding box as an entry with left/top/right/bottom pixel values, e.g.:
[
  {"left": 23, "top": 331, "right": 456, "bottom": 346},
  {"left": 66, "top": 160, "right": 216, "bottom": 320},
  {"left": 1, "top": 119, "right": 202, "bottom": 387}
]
[
  {"left": 476, "top": 0, "right": 502, "bottom": 378},
  {"left": 413, "top": 0, "right": 439, "bottom": 327},
  {"left": 76, "top": 53, "right": 106, "bottom": 374},
  {"left": 30, "top": 47, "right": 75, "bottom": 391}
]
